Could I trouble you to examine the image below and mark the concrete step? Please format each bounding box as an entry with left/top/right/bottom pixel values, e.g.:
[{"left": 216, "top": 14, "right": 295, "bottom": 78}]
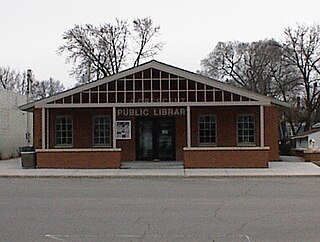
[{"left": 121, "top": 161, "right": 184, "bottom": 169}]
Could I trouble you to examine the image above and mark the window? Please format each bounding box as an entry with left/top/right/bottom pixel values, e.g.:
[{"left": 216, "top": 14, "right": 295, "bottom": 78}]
[
  {"left": 93, "top": 116, "right": 111, "bottom": 146},
  {"left": 237, "top": 115, "right": 255, "bottom": 145},
  {"left": 198, "top": 115, "right": 216, "bottom": 145},
  {"left": 55, "top": 116, "right": 73, "bottom": 146}
]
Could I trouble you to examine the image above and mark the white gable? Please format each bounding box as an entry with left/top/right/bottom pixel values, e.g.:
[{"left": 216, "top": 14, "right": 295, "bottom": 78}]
[{"left": 20, "top": 60, "right": 289, "bottom": 110}]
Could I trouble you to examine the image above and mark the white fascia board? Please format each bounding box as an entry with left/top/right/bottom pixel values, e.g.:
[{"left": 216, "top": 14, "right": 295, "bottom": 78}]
[
  {"left": 292, "top": 132, "right": 320, "bottom": 140},
  {"left": 36, "top": 101, "right": 268, "bottom": 109},
  {"left": 19, "top": 101, "right": 36, "bottom": 111}
]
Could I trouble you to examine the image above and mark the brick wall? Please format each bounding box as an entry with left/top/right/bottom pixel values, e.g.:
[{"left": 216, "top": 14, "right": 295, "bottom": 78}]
[
  {"left": 264, "top": 106, "right": 280, "bottom": 161},
  {"left": 48, "top": 108, "right": 112, "bottom": 148},
  {"left": 36, "top": 150, "right": 121, "bottom": 168},
  {"left": 33, "top": 104, "right": 280, "bottom": 168},
  {"left": 33, "top": 108, "right": 42, "bottom": 149},
  {"left": 183, "top": 148, "right": 269, "bottom": 168},
  {"left": 191, "top": 106, "right": 260, "bottom": 147}
]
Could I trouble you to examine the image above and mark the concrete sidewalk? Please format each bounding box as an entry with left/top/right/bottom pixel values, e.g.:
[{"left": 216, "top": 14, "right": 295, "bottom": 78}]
[{"left": 1, "top": 157, "right": 320, "bottom": 178}]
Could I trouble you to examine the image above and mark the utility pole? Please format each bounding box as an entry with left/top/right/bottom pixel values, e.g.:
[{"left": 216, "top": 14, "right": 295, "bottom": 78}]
[
  {"left": 82, "top": 62, "right": 91, "bottom": 83},
  {"left": 26, "top": 69, "right": 32, "bottom": 145}
]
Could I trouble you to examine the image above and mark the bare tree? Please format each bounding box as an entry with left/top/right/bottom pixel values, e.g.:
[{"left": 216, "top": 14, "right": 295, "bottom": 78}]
[
  {"left": 0, "top": 67, "right": 24, "bottom": 92},
  {"left": 200, "top": 41, "right": 249, "bottom": 88},
  {"left": 132, "top": 17, "right": 163, "bottom": 66},
  {"left": 58, "top": 17, "right": 163, "bottom": 84},
  {"left": 200, "top": 39, "right": 300, "bottom": 100},
  {"left": 283, "top": 24, "right": 320, "bottom": 131},
  {"left": 200, "top": 39, "right": 306, "bottom": 136},
  {"left": 0, "top": 66, "right": 64, "bottom": 99},
  {"left": 58, "top": 21, "right": 127, "bottom": 83},
  {"left": 31, "top": 78, "right": 65, "bottom": 100}
]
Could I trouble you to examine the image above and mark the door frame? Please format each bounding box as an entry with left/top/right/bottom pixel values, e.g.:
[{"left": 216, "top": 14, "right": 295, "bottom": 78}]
[{"left": 136, "top": 117, "right": 176, "bottom": 161}]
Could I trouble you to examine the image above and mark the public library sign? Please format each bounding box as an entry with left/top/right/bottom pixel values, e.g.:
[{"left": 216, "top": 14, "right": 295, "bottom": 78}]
[{"left": 117, "top": 108, "right": 186, "bottom": 117}]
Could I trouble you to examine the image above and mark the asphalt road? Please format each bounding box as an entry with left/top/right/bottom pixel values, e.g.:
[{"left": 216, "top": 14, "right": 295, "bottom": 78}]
[{"left": 0, "top": 177, "right": 319, "bottom": 242}]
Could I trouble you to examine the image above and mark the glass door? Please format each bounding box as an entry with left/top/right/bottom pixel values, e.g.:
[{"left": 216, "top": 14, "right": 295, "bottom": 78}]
[
  {"left": 157, "top": 119, "right": 175, "bottom": 160},
  {"left": 137, "top": 120, "right": 153, "bottom": 160},
  {"left": 137, "top": 118, "right": 175, "bottom": 161}
]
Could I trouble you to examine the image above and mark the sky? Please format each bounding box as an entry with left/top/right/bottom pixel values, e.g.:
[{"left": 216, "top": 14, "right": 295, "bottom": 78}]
[{"left": 1, "top": 0, "right": 320, "bottom": 88}]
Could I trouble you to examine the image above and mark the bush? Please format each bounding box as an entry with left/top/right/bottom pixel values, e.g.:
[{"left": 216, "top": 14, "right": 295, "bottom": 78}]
[{"left": 0, "top": 152, "right": 10, "bottom": 160}]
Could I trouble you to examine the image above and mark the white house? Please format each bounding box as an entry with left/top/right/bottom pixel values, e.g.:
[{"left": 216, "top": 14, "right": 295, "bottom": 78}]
[
  {"left": 0, "top": 89, "right": 32, "bottom": 159},
  {"left": 292, "top": 128, "right": 320, "bottom": 151}
]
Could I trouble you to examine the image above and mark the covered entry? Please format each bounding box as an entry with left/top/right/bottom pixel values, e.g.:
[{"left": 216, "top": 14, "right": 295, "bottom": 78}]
[{"left": 137, "top": 118, "right": 175, "bottom": 161}]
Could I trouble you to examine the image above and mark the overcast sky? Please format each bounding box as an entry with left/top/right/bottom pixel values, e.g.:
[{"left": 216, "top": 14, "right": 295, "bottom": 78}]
[{"left": 1, "top": 0, "right": 320, "bottom": 88}]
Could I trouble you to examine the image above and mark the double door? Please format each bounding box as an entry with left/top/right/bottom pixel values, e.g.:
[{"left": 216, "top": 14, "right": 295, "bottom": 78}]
[{"left": 137, "top": 118, "right": 175, "bottom": 161}]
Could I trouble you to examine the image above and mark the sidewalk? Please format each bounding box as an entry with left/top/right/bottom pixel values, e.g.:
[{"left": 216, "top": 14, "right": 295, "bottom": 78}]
[{"left": 1, "top": 157, "right": 320, "bottom": 178}]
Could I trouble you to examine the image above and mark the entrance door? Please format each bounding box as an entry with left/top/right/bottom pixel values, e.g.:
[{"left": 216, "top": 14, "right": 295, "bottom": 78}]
[{"left": 137, "top": 118, "right": 175, "bottom": 161}]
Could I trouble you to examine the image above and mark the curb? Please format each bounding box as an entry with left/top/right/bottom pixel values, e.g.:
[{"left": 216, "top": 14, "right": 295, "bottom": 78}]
[{"left": 1, "top": 173, "right": 320, "bottom": 179}]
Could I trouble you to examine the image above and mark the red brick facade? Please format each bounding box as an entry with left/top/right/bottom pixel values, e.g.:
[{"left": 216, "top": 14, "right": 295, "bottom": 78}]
[
  {"left": 24, "top": 61, "right": 285, "bottom": 169},
  {"left": 33, "top": 108, "right": 42, "bottom": 149},
  {"left": 36, "top": 149, "right": 121, "bottom": 169},
  {"left": 32, "top": 105, "right": 280, "bottom": 168},
  {"left": 264, "top": 106, "right": 280, "bottom": 161},
  {"left": 48, "top": 108, "right": 112, "bottom": 149},
  {"left": 183, "top": 148, "right": 270, "bottom": 168}
]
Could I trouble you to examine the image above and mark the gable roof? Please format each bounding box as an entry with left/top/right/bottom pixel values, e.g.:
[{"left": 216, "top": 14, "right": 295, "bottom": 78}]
[
  {"left": 20, "top": 60, "right": 290, "bottom": 111},
  {"left": 291, "top": 128, "right": 320, "bottom": 139}
]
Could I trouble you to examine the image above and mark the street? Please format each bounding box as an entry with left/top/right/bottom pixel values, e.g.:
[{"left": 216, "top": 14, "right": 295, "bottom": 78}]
[{"left": 0, "top": 177, "right": 319, "bottom": 242}]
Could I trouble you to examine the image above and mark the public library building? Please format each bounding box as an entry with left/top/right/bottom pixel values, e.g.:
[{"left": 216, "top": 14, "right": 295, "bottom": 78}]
[{"left": 20, "top": 60, "right": 288, "bottom": 168}]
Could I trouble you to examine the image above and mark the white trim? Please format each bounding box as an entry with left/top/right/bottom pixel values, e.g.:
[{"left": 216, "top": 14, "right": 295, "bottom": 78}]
[
  {"left": 20, "top": 152, "right": 35, "bottom": 155},
  {"left": 291, "top": 130, "right": 320, "bottom": 139},
  {"left": 303, "top": 150, "right": 320, "bottom": 154},
  {"left": 112, "top": 106, "right": 117, "bottom": 149},
  {"left": 237, "top": 114, "right": 256, "bottom": 145},
  {"left": 92, "top": 115, "right": 112, "bottom": 147},
  {"left": 198, "top": 114, "right": 217, "bottom": 145},
  {"left": 187, "top": 106, "right": 191, "bottom": 148},
  {"left": 35, "top": 101, "right": 269, "bottom": 109},
  {"left": 183, "top": 146, "right": 270, "bottom": 151},
  {"left": 36, "top": 148, "right": 121, "bottom": 152},
  {"left": 42, "top": 108, "right": 45, "bottom": 149},
  {"left": 20, "top": 60, "right": 290, "bottom": 111},
  {"left": 260, "top": 105, "right": 264, "bottom": 147},
  {"left": 54, "top": 115, "right": 73, "bottom": 147},
  {"left": 46, "top": 108, "right": 49, "bottom": 149},
  {"left": 292, "top": 148, "right": 307, "bottom": 151}
]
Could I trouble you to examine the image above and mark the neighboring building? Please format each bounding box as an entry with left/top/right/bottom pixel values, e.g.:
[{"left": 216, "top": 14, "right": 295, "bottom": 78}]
[
  {"left": 20, "top": 60, "right": 289, "bottom": 168},
  {"left": 291, "top": 127, "right": 320, "bottom": 161},
  {"left": 0, "top": 89, "right": 32, "bottom": 159},
  {"left": 292, "top": 128, "right": 320, "bottom": 150}
]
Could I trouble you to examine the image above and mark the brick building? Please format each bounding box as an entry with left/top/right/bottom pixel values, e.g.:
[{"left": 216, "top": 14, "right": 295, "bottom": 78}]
[{"left": 20, "top": 60, "right": 288, "bottom": 168}]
